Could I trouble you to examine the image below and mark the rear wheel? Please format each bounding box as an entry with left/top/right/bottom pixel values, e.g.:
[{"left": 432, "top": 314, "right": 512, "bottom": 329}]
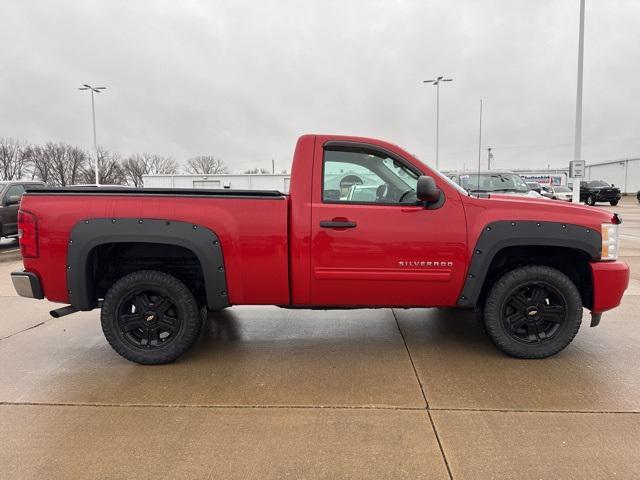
[
  {"left": 483, "top": 266, "right": 582, "bottom": 359},
  {"left": 101, "top": 270, "right": 202, "bottom": 364},
  {"left": 585, "top": 194, "right": 595, "bottom": 206},
  {"left": 610, "top": 199, "right": 619, "bottom": 206}
]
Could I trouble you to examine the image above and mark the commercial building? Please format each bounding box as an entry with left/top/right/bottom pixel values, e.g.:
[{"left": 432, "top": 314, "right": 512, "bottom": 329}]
[
  {"left": 143, "top": 157, "right": 640, "bottom": 195},
  {"left": 143, "top": 174, "right": 291, "bottom": 193},
  {"left": 583, "top": 158, "right": 640, "bottom": 194}
]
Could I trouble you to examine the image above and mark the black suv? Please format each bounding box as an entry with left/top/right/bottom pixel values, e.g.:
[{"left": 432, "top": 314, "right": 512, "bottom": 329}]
[
  {"left": 0, "top": 181, "right": 45, "bottom": 239},
  {"left": 579, "top": 180, "right": 622, "bottom": 206}
]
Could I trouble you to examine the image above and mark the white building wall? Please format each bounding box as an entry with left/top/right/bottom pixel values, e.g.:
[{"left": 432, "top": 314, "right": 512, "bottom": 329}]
[
  {"left": 627, "top": 160, "right": 640, "bottom": 193},
  {"left": 585, "top": 158, "right": 639, "bottom": 193}
]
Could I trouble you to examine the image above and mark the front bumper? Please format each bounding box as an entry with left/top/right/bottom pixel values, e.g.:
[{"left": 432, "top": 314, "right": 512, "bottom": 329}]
[
  {"left": 590, "top": 261, "right": 630, "bottom": 314},
  {"left": 11, "top": 270, "right": 44, "bottom": 299},
  {"left": 596, "top": 193, "right": 622, "bottom": 202}
]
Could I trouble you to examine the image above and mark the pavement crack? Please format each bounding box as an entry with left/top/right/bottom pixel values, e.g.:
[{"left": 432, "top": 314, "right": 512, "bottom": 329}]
[
  {"left": 0, "top": 320, "right": 49, "bottom": 341},
  {"left": 0, "top": 401, "right": 426, "bottom": 411},
  {"left": 391, "top": 308, "right": 430, "bottom": 409},
  {"left": 1, "top": 402, "right": 639, "bottom": 415},
  {"left": 429, "top": 406, "right": 640, "bottom": 415},
  {"left": 427, "top": 410, "right": 454, "bottom": 480}
]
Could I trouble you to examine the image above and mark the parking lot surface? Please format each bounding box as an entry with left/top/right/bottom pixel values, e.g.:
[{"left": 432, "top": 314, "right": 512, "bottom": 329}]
[{"left": 1, "top": 197, "right": 639, "bottom": 479}]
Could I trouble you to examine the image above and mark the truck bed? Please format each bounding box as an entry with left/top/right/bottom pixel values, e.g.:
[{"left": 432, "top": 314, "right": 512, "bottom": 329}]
[{"left": 20, "top": 189, "right": 291, "bottom": 306}]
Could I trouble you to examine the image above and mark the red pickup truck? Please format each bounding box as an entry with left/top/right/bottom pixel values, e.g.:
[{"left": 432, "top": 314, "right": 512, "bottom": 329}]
[{"left": 11, "top": 135, "right": 630, "bottom": 364}]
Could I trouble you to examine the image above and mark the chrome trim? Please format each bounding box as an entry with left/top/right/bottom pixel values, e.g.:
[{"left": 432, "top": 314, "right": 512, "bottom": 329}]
[{"left": 10, "top": 270, "right": 43, "bottom": 299}]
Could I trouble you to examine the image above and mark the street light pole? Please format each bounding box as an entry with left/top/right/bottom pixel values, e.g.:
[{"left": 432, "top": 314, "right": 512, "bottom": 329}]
[
  {"left": 423, "top": 76, "right": 453, "bottom": 171},
  {"left": 572, "top": 0, "right": 585, "bottom": 203},
  {"left": 78, "top": 84, "right": 106, "bottom": 185}
]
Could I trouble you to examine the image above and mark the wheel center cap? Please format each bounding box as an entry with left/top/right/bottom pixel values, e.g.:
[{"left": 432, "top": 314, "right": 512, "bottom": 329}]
[
  {"left": 144, "top": 311, "right": 157, "bottom": 322},
  {"left": 526, "top": 306, "right": 539, "bottom": 317}
]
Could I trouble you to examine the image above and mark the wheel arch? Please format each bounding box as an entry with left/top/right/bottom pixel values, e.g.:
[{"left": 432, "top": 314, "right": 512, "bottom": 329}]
[
  {"left": 67, "top": 218, "right": 229, "bottom": 311},
  {"left": 457, "top": 221, "right": 601, "bottom": 310}
]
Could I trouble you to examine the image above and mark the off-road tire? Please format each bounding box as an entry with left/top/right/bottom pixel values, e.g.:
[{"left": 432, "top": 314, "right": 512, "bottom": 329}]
[
  {"left": 101, "top": 270, "right": 201, "bottom": 364},
  {"left": 585, "top": 194, "right": 595, "bottom": 206},
  {"left": 483, "top": 266, "right": 582, "bottom": 359},
  {"left": 610, "top": 199, "right": 619, "bottom": 206}
]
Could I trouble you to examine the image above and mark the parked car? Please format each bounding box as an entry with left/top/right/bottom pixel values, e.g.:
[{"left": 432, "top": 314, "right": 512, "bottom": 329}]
[
  {"left": 541, "top": 185, "right": 573, "bottom": 202},
  {"left": 525, "top": 181, "right": 542, "bottom": 193},
  {"left": 448, "top": 170, "right": 545, "bottom": 198},
  {"left": 0, "top": 181, "right": 45, "bottom": 239},
  {"left": 580, "top": 180, "right": 621, "bottom": 206},
  {"left": 11, "top": 134, "right": 629, "bottom": 364}
]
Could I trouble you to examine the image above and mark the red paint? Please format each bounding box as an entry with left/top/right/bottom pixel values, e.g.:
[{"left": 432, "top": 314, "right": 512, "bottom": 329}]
[
  {"left": 19, "top": 134, "right": 630, "bottom": 315},
  {"left": 590, "top": 261, "right": 630, "bottom": 313},
  {"left": 21, "top": 195, "right": 290, "bottom": 305}
]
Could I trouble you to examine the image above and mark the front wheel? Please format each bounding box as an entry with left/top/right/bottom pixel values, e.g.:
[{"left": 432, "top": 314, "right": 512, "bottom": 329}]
[
  {"left": 483, "top": 266, "right": 582, "bottom": 359},
  {"left": 610, "top": 199, "right": 619, "bottom": 206},
  {"left": 585, "top": 194, "right": 596, "bottom": 206},
  {"left": 101, "top": 270, "right": 202, "bottom": 364}
]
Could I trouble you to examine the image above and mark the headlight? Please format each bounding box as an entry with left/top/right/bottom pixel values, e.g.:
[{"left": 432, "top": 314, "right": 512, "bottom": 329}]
[{"left": 601, "top": 223, "right": 619, "bottom": 260}]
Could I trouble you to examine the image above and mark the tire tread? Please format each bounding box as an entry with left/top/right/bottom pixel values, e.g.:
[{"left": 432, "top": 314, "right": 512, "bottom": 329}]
[{"left": 483, "top": 265, "right": 582, "bottom": 359}]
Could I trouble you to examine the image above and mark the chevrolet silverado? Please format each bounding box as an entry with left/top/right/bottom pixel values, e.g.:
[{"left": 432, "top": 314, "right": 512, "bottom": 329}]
[{"left": 11, "top": 135, "right": 630, "bottom": 364}]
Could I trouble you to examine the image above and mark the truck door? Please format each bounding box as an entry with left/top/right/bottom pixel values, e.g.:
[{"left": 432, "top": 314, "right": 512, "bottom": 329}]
[{"left": 309, "top": 143, "right": 467, "bottom": 307}]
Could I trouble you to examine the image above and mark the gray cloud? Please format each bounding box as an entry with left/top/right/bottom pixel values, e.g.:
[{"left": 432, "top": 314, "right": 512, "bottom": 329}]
[{"left": 1, "top": 0, "right": 638, "bottom": 173}]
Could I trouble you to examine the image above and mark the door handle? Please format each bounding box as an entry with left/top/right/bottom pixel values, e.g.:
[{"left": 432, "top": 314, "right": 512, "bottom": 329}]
[{"left": 320, "top": 220, "right": 357, "bottom": 229}]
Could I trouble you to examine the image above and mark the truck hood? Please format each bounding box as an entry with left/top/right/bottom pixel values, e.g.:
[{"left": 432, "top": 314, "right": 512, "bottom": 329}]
[{"left": 461, "top": 192, "right": 617, "bottom": 232}]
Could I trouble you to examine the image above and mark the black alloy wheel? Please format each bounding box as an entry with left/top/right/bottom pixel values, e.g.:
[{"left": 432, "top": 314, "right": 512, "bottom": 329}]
[
  {"left": 101, "top": 270, "right": 202, "bottom": 364},
  {"left": 483, "top": 265, "right": 582, "bottom": 359},
  {"left": 500, "top": 283, "right": 566, "bottom": 345},
  {"left": 117, "top": 291, "right": 181, "bottom": 349},
  {"left": 585, "top": 194, "right": 595, "bottom": 206}
]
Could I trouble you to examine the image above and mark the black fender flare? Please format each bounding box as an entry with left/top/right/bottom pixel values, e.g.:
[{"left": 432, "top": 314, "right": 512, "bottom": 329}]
[
  {"left": 457, "top": 220, "right": 601, "bottom": 308},
  {"left": 67, "top": 218, "right": 229, "bottom": 311}
]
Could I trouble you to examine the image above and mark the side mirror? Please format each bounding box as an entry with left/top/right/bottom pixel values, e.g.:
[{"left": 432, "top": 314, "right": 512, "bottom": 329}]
[
  {"left": 416, "top": 175, "right": 441, "bottom": 204},
  {"left": 6, "top": 195, "right": 21, "bottom": 206}
]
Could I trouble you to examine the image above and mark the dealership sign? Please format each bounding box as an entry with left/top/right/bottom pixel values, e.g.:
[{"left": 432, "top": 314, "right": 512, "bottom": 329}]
[
  {"left": 519, "top": 174, "right": 565, "bottom": 186},
  {"left": 569, "top": 160, "right": 586, "bottom": 178}
]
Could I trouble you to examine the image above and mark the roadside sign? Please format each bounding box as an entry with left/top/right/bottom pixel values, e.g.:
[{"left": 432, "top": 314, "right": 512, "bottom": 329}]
[{"left": 569, "top": 160, "right": 585, "bottom": 178}]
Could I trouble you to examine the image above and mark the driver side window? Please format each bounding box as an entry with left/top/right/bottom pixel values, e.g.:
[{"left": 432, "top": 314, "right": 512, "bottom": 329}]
[{"left": 322, "top": 149, "right": 419, "bottom": 204}]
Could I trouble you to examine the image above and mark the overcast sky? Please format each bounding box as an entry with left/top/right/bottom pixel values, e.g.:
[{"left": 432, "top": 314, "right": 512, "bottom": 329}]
[{"left": 1, "top": 0, "right": 639, "bottom": 173}]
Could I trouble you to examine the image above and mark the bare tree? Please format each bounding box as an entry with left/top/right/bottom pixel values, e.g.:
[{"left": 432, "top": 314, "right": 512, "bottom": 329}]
[
  {"left": 122, "top": 153, "right": 178, "bottom": 187},
  {"left": 79, "top": 147, "right": 126, "bottom": 185},
  {"left": 23, "top": 145, "right": 49, "bottom": 183},
  {"left": 184, "top": 156, "right": 229, "bottom": 175},
  {"left": 0, "top": 138, "right": 29, "bottom": 181},
  {"left": 31, "top": 142, "right": 88, "bottom": 186},
  {"left": 244, "top": 167, "right": 271, "bottom": 174}
]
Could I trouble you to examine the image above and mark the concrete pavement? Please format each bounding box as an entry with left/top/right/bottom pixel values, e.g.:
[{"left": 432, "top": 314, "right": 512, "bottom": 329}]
[{"left": 0, "top": 197, "right": 638, "bottom": 479}]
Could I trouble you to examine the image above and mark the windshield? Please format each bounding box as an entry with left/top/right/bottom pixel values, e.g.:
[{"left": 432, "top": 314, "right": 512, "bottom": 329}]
[
  {"left": 588, "top": 180, "right": 610, "bottom": 187},
  {"left": 458, "top": 173, "right": 529, "bottom": 193}
]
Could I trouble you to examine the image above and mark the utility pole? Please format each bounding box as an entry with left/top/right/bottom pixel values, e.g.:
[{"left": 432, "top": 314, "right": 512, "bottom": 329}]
[
  {"left": 572, "top": 0, "right": 585, "bottom": 203},
  {"left": 477, "top": 99, "right": 483, "bottom": 171},
  {"left": 272, "top": 158, "right": 275, "bottom": 174},
  {"left": 423, "top": 76, "right": 453, "bottom": 170},
  {"left": 78, "top": 84, "right": 106, "bottom": 185},
  {"left": 487, "top": 147, "right": 493, "bottom": 170}
]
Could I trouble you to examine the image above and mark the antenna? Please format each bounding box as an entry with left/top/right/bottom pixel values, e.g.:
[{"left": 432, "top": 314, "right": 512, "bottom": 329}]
[{"left": 477, "top": 99, "right": 482, "bottom": 197}]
